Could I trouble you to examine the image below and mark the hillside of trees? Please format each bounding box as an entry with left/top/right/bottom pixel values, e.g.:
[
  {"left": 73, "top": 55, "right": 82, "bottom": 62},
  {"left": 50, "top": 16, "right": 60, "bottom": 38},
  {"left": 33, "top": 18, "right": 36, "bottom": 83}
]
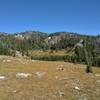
[{"left": 0, "top": 31, "right": 100, "bottom": 67}]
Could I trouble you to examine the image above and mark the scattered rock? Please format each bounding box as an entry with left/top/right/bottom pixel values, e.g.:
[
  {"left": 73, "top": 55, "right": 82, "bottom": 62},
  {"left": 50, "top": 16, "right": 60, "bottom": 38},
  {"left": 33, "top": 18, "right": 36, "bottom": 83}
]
[
  {"left": 96, "top": 80, "right": 100, "bottom": 83},
  {"left": 55, "top": 91, "right": 65, "bottom": 97},
  {"left": 56, "top": 65, "right": 64, "bottom": 71},
  {"left": 59, "top": 91, "right": 65, "bottom": 97},
  {"left": 3, "top": 59, "right": 11, "bottom": 63},
  {"left": 6, "top": 59, "right": 11, "bottom": 62},
  {"left": 95, "top": 74, "right": 100, "bottom": 77},
  {"left": 96, "top": 89, "right": 99, "bottom": 92},
  {"left": 15, "top": 51, "right": 22, "bottom": 57},
  {"left": 35, "top": 72, "right": 46, "bottom": 78},
  {"left": 32, "top": 60, "right": 35, "bottom": 62},
  {"left": 55, "top": 76, "right": 58, "bottom": 79},
  {"left": 13, "top": 90, "right": 17, "bottom": 93},
  {"left": 75, "top": 86, "right": 80, "bottom": 90},
  {"left": 0, "top": 76, "right": 6, "bottom": 80},
  {"left": 16, "top": 73, "right": 32, "bottom": 78}
]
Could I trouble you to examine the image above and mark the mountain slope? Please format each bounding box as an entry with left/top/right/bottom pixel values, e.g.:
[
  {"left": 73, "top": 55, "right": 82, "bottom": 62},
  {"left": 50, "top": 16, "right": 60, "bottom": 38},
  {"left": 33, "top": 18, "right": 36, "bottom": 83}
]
[{"left": 0, "top": 31, "right": 100, "bottom": 67}]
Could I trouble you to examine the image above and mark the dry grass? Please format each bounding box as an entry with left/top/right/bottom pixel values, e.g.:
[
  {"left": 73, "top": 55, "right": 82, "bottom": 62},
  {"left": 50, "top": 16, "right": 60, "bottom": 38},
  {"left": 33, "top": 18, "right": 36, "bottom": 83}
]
[
  {"left": 32, "top": 50, "right": 72, "bottom": 56},
  {"left": 0, "top": 55, "right": 100, "bottom": 100}
]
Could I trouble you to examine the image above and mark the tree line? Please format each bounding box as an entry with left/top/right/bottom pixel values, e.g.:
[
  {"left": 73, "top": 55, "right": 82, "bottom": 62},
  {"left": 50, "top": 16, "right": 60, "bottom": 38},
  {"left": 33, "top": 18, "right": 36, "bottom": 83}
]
[{"left": 0, "top": 31, "right": 100, "bottom": 67}]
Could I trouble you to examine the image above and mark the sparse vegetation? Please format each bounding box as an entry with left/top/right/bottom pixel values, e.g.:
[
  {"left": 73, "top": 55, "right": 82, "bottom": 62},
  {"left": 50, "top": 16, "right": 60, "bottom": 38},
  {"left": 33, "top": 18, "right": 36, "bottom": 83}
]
[
  {"left": 86, "top": 64, "right": 93, "bottom": 73},
  {"left": 0, "top": 56, "right": 100, "bottom": 100}
]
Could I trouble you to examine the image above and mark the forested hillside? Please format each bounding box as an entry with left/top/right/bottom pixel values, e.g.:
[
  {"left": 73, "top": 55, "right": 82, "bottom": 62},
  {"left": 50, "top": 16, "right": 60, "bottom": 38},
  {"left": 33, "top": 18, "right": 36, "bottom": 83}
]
[{"left": 0, "top": 31, "right": 100, "bottom": 66}]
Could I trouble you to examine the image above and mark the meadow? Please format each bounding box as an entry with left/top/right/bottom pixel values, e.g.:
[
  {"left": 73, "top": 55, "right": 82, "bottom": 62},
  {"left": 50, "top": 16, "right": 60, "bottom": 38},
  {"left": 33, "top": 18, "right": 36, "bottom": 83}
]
[{"left": 0, "top": 55, "right": 100, "bottom": 100}]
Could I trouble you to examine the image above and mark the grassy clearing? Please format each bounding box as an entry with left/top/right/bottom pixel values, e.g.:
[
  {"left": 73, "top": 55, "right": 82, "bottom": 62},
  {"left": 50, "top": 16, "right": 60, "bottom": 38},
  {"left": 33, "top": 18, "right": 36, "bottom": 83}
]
[
  {"left": 31, "top": 50, "right": 74, "bottom": 61},
  {"left": 0, "top": 56, "right": 100, "bottom": 100},
  {"left": 32, "top": 50, "right": 73, "bottom": 56}
]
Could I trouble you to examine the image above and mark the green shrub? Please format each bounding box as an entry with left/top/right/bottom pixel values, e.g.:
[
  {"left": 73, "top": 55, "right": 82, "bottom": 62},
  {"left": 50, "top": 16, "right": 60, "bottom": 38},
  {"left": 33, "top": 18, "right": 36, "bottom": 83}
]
[
  {"left": 86, "top": 65, "right": 93, "bottom": 73},
  {"left": 93, "top": 57, "right": 100, "bottom": 67}
]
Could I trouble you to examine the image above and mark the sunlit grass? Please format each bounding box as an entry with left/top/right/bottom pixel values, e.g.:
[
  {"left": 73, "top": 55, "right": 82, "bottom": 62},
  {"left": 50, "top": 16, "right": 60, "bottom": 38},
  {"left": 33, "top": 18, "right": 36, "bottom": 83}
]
[{"left": 0, "top": 55, "right": 100, "bottom": 100}]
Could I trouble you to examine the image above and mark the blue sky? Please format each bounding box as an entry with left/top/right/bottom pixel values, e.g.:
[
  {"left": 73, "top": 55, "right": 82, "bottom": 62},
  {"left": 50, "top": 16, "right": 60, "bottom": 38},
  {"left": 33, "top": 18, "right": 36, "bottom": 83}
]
[{"left": 0, "top": 0, "right": 100, "bottom": 35}]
